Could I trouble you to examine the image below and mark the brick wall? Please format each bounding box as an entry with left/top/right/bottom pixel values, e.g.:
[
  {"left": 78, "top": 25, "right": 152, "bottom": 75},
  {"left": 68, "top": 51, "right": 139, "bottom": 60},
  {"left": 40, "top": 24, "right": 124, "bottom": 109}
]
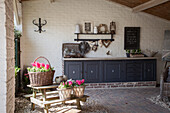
[
  {"left": 21, "top": 0, "right": 170, "bottom": 83},
  {"left": 0, "top": 0, "right": 15, "bottom": 113},
  {"left": 86, "top": 81, "right": 156, "bottom": 89}
]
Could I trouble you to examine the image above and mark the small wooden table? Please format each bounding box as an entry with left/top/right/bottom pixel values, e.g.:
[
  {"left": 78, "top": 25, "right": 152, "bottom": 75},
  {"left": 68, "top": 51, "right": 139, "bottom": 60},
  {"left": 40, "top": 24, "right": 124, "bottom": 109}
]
[{"left": 27, "top": 85, "right": 89, "bottom": 113}]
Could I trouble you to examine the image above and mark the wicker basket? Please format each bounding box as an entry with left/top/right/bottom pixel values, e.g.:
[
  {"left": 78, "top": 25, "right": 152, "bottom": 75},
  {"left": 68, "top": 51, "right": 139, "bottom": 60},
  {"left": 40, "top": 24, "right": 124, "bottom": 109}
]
[
  {"left": 58, "top": 88, "right": 72, "bottom": 100},
  {"left": 73, "top": 86, "right": 85, "bottom": 98},
  {"left": 28, "top": 56, "right": 55, "bottom": 86}
]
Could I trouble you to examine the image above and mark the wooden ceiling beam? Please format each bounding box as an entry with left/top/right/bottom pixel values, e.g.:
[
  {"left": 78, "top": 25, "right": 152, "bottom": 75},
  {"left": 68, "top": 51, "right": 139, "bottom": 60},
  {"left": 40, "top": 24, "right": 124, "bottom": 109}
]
[{"left": 133, "top": 0, "right": 169, "bottom": 13}]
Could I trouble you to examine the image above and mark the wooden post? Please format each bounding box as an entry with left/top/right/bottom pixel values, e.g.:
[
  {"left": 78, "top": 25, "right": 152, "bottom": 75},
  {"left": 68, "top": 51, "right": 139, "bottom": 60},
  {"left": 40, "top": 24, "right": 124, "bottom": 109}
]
[
  {"left": 76, "top": 99, "right": 81, "bottom": 110},
  {"left": 41, "top": 89, "right": 49, "bottom": 113},
  {"left": 62, "top": 101, "right": 65, "bottom": 105},
  {"left": 44, "top": 105, "right": 49, "bottom": 113},
  {"left": 31, "top": 89, "right": 36, "bottom": 110},
  {"left": 41, "top": 89, "right": 47, "bottom": 101}
]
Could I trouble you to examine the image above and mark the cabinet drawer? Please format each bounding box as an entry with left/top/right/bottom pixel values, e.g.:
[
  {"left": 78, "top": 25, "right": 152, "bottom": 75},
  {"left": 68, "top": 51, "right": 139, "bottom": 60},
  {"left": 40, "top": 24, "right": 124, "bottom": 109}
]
[
  {"left": 126, "top": 67, "right": 142, "bottom": 73},
  {"left": 64, "top": 61, "right": 82, "bottom": 80},
  {"left": 103, "top": 61, "right": 125, "bottom": 82},
  {"left": 143, "top": 60, "right": 156, "bottom": 81},
  {"left": 84, "top": 61, "right": 101, "bottom": 83},
  {"left": 127, "top": 76, "right": 142, "bottom": 81},
  {"left": 127, "top": 73, "right": 142, "bottom": 77},
  {"left": 127, "top": 63, "right": 141, "bottom": 68}
]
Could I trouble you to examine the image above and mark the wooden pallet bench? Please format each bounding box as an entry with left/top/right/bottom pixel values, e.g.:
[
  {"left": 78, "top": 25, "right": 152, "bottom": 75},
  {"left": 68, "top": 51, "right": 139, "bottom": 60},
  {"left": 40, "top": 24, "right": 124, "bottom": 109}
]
[{"left": 26, "top": 85, "right": 89, "bottom": 113}]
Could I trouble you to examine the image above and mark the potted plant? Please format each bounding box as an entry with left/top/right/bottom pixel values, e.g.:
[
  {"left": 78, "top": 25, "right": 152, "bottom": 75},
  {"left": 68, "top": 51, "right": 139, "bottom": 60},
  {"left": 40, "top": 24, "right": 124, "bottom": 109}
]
[
  {"left": 58, "top": 81, "right": 73, "bottom": 100},
  {"left": 136, "top": 49, "right": 142, "bottom": 54},
  {"left": 126, "top": 49, "right": 130, "bottom": 57},
  {"left": 15, "top": 67, "right": 20, "bottom": 93},
  {"left": 73, "top": 79, "right": 85, "bottom": 98},
  {"left": 27, "top": 56, "right": 55, "bottom": 86}
]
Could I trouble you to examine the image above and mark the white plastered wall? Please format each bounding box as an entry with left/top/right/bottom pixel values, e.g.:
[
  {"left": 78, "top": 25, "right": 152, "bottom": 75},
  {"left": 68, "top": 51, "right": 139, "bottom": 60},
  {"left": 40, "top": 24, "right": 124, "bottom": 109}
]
[{"left": 21, "top": 0, "right": 170, "bottom": 83}]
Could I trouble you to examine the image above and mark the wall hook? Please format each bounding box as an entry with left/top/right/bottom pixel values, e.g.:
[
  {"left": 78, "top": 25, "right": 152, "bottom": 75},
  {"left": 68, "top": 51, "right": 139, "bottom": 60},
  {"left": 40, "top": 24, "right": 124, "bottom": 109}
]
[{"left": 32, "top": 18, "right": 47, "bottom": 33}]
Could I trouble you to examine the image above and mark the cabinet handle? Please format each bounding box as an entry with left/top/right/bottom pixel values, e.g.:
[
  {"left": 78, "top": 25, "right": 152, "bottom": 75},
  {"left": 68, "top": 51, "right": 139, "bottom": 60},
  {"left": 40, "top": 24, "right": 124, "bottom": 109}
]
[
  {"left": 112, "top": 70, "right": 114, "bottom": 73},
  {"left": 91, "top": 70, "right": 93, "bottom": 73},
  {"left": 73, "top": 71, "right": 76, "bottom": 74}
]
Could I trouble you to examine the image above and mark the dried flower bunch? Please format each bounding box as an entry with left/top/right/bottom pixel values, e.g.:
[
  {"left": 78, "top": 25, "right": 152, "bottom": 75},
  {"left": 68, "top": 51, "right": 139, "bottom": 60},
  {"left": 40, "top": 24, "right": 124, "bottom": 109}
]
[{"left": 27, "top": 62, "right": 54, "bottom": 72}]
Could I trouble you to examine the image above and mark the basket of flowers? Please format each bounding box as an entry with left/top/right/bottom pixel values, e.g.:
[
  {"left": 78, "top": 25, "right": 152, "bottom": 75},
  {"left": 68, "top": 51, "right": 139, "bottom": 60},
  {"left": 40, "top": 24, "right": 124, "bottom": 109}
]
[
  {"left": 58, "top": 81, "right": 73, "bottom": 100},
  {"left": 73, "top": 79, "right": 85, "bottom": 98},
  {"left": 27, "top": 56, "right": 55, "bottom": 86}
]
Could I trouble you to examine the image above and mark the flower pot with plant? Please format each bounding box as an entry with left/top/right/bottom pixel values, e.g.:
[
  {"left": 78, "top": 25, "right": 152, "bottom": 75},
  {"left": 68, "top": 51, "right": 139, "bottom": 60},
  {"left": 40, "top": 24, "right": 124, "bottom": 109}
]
[
  {"left": 57, "top": 81, "right": 73, "bottom": 100},
  {"left": 130, "top": 49, "right": 144, "bottom": 57},
  {"left": 73, "top": 79, "right": 85, "bottom": 98},
  {"left": 126, "top": 49, "right": 130, "bottom": 57},
  {"left": 27, "top": 56, "right": 55, "bottom": 86}
]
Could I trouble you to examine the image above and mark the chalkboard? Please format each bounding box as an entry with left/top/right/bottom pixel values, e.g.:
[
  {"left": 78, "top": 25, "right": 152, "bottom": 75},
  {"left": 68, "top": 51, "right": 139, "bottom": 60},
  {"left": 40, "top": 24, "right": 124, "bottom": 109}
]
[{"left": 124, "top": 27, "right": 140, "bottom": 49}]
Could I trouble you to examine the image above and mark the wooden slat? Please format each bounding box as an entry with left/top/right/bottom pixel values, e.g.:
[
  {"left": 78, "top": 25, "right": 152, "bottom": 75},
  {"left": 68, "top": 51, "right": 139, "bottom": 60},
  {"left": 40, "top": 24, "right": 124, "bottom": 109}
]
[
  {"left": 133, "top": 0, "right": 169, "bottom": 13},
  {"left": 43, "top": 95, "right": 89, "bottom": 105},
  {"left": 23, "top": 91, "right": 59, "bottom": 98},
  {"left": 30, "top": 97, "right": 44, "bottom": 107},
  {"left": 27, "top": 84, "right": 58, "bottom": 89},
  {"left": 144, "top": 1, "right": 170, "bottom": 21}
]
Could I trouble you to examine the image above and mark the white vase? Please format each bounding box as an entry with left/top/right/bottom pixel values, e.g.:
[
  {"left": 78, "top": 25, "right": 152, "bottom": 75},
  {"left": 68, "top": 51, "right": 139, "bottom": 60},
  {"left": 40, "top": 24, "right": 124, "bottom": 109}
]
[
  {"left": 75, "top": 24, "right": 80, "bottom": 33},
  {"left": 94, "top": 26, "right": 98, "bottom": 34}
]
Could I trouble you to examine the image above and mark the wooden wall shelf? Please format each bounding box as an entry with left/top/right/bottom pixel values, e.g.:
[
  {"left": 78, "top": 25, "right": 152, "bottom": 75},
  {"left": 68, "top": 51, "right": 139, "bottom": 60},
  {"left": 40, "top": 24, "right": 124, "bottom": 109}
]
[{"left": 74, "top": 33, "right": 114, "bottom": 42}]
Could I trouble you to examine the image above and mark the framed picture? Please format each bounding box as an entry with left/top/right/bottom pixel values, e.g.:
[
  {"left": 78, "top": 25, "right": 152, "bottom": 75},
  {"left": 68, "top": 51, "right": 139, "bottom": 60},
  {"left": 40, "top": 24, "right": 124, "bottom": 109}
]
[
  {"left": 83, "top": 21, "right": 93, "bottom": 33},
  {"left": 124, "top": 27, "right": 140, "bottom": 49}
]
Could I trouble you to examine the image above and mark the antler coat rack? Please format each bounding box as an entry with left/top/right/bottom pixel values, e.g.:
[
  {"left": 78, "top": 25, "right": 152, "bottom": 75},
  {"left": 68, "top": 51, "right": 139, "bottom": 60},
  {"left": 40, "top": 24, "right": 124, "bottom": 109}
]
[{"left": 32, "top": 18, "right": 47, "bottom": 33}]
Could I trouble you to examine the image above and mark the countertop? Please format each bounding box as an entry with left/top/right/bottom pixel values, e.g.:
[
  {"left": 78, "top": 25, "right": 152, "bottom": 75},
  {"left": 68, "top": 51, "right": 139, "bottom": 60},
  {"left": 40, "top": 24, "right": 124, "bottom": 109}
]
[{"left": 63, "top": 57, "right": 157, "bottom": 61}]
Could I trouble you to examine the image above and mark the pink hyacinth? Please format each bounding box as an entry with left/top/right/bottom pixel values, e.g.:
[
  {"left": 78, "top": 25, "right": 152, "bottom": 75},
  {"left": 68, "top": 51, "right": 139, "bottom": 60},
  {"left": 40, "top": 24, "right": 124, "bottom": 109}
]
[
  {"left": 82, "top": 79, "right": 84, "bottom": 83},
  {"left": 36, "top": 62, "right": 41, "bottom": 68},
  {"left": 63, "top": 82, "right": 65, "bottom": 85},
  {"left": 69, "top": 81, "right": 73, "bottom": 86},
  {"left": 76, "top": 80, "right": 82, "bottom": 85},
  {"left": 31, "top": 62, "right": 36, "bottom": 67},
  {"left": 77, "top": 81, "right": 81, "bottom": 85},
  {"left": 41, "top": 63, "right": 45, "bottom": 67},
  {"left": 65, "top": 82, "right": 68, "bottom": 85},
  {"left": 45, "top": 64, "right": 50, "bottom": 70}
]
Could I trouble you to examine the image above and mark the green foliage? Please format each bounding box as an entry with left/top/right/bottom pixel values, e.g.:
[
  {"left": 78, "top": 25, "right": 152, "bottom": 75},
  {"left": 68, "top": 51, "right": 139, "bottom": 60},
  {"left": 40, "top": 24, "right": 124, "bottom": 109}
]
[
  {"left": 137, "top": 49, "right": 141, "bottom": 54},
  {"left": 58, "top": 81, "right": 72, "bottom": 89},
  {"left": 15, "top": 67, "right": 20, "bottom": 77},
  {"left": 14, "top": 29, "right": 22, "bottom": 39},
  {"left": 132, "top": 49, "right": 136, "bottom": 54},
  {"left": 126, "top": 49, "right": 130, "bottom": 53},
  {"left": 23, "top": 73, "right": 29, "bottom": 86},
  {"left": 27, "top": 67, "right": 54, "bottom": 72}
]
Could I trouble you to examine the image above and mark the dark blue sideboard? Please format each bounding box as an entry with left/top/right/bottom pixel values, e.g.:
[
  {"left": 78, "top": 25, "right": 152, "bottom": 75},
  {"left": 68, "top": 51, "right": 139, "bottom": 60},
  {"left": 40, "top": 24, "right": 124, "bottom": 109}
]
[{"left": 64, "top": 58, "right": 156, "bottom": 83}]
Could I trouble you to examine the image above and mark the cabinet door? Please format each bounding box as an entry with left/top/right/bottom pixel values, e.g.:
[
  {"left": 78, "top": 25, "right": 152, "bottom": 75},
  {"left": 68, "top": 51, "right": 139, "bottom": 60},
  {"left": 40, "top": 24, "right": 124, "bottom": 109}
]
[
  {"left": 103, "top": 61, "right": 125, "bottom": 82},
  {"left": 64, "top": 61, "right": 82, "bottom": 80},
  {"left": 126, "top": 61, "right": 143, "bottom": 81},
  {"left": 84, "top": 61, "right": 101, "bottom": 83},
  {"left": 143, "top": 60, "right": 156, "bottom": 81}
]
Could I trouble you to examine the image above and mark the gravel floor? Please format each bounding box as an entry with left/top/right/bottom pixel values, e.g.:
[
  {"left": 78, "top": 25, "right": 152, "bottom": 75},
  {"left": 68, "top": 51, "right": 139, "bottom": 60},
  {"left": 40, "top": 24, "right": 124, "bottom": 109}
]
[{"left": 15, "top": 96, "right": 108, "bottom": 113}]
